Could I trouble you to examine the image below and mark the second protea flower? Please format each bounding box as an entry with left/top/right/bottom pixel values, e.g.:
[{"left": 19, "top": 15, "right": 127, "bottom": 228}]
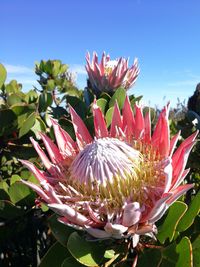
[
  {"left": 85, "top": 51, "right": 139, "bottom": 95},
  {"left": 21, "top": 96, "right": 197, "bottom": 256}
]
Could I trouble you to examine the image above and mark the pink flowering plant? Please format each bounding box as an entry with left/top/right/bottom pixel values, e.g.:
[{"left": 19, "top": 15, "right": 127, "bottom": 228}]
[
  {"left": 85, "top": 52, "right": 139, "bottom": 96},
  {"left": 0, "top": 54, "right": 199, "bottom": 267}
]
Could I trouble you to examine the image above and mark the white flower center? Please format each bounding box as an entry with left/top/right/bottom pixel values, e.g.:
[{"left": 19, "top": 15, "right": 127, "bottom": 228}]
[{"left": 70, "top": 138, "right": 141, "bottom": 186}]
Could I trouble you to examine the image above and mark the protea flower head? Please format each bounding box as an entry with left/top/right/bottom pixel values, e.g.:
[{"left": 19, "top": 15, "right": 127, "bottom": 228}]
[
  {"left": 85, "top": 51, "right": 139, "bottom": 95},
  {"left": 21, "top": 97, "right": 197, "bottom": 253}
]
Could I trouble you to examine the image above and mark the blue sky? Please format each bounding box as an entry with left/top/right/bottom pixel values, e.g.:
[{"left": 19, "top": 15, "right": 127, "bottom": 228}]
[{"left": 1, "top": 0, "right": 200, "bottom": 107}]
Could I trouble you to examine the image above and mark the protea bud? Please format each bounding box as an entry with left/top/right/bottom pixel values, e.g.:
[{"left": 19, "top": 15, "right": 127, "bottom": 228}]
[{"left": 85, "top": 52, "right": 139, "bottom": 95}]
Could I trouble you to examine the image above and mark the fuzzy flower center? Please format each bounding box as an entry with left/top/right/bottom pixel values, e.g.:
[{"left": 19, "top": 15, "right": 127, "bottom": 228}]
[
  {"left": 70, "top": 138, "right": 141, "bottom": 186},
  {"left": 67, "top": 138, "right": 164, "bottom": 210}
]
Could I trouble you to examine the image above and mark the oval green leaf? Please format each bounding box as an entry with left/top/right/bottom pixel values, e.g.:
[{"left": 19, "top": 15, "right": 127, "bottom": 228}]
[
  {"left": 0, "top": 63, "right": 7, "bottom": 88},
  {"left": 157, "top": 201, "right": 188, "bottom": 244},
  {"left": 96, "top": 98, "right": 108, "bottom": 114},
  {"left": 109, "top": 87, "right": 126, "bottom": 110},
  {"left": 39, "top": 92, "right": 53, "bottom": 112},
  {"left": 19, "top": 112, "right": 36, "bottom": 137},
  {"left": 177, "top": 191, "right": 200, "bottom": 232},
  {"left": 7, "top": 93, "right": 24, "bottom": 106},
  {"left": 67, "top": 232, "right": 105, "bottom": 267},
  {"left": 31, "top": 117, "right": 46, "bottom": 138},
  {"left": 8, "top": 182, "right": 32, "bottom": 204},
  {"left": 105, "top": 107, "right": 114, "bottom": 127},
  {"left": 176, "top": 237, "right": 193, "bottom": 267}
]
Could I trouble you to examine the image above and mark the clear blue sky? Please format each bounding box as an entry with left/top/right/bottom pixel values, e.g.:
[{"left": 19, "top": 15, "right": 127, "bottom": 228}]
[{"left": 1, "top": 0, "right": 200, "bottom": 107}]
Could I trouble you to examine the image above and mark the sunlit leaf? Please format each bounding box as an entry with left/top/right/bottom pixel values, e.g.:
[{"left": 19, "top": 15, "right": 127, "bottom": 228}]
[
  {"left": 177, "top": 192, "right": 200, "bottom": 232},
  {"left": 7, "top": 93, "right": 24, "bottom": 106},
  {"left": 8, "top": 182, "right": 32, "bottom": 204},
  {"left": 105, "top": 107, "right": 114, "bottom": 127},
  {"left": 31, "top": 117, "right": 46, "bottom": 138},
  {"left": 67, "top": 232, "right": 105, "bottom": 267},
  {"left": 10, "top": 174, "right": 21, "bottom": 185},
  {"left": 0, "top": 63, "right": 7, "bottom": 88},
  {"left": 19, "top": 112, "right": 36, "bottom": 137},
  {"left": 96, "top": 98, "right": 108, "bottom": 114},
  {"left": 176, "top": 237, "right": 193, "bottom": 267},
  {"left": 157, "top": 201, "right": 188, "bottom": 243},
  {"left": 109, "top": 87, "right": 126, "bottom": 110}
]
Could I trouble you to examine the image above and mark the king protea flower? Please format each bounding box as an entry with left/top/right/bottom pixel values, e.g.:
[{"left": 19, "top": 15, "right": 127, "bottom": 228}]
[
  {"left": 21, "top": 97, "right": 197, "bottom": 253},
  {"left": 85, "top": 52, "right": 139, "bottom": 94}
]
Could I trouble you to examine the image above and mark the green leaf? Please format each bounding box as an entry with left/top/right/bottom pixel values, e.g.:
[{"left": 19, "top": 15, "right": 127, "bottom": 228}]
[
  {"left": 52, "top": 60, "right": 61, "bottom": 77},
  {"left": 162, "top": 243, "right": 178, "bottom": 267},
  {"left": 105, "top": 107, "right": 114, "bottom": 127},
  {"left": 5, "top": 80, "right": 22, "bottom": 93},
  {"left": 7, "top": 93, "right": 24, "bottom": 106},
  {"left": 48, "top": 214, "right": 75, "bottom": 247},
  {"left": 10, "top": 174, "right": 21, "bottom": 185},
  {"left": 96, "top": 98, "right": 108, "bottom": 114},
  {"left": 62, "top": 257, "right": 85, "bottom": 267},
  {"left": 84, "top": 116, "right": 94, "bottom": 136},
  {"left": 8, "top": 182, "right": 32, "bottom": 204},
  {"left": 19, "top": 112, "right": 36, "bottom": 137},
  {"left": 40, "top": 203, "right": 49, "bottom": 212},
  {"left": 11, "top": 103, "right": 35, "bottom": 116},
  {"left": 143, "top": 106, "right": 156, "bottom": 122},
  {"left": 193, "top": 235, "right": 200, "bottom": 267},
  {"left": 39, "top": 92, "right": 53, "bottom": 112},
  {"left": 60, "top": 64, "right": 68, "bottom": 74},
  {"left": 0, "top": 63, "right": 7, "bottom": 88},
  {"left": 104, "top": 249, "right": 116, "bottom": 259},
  {"left": 177, "top": 191, "right": 200, "bottom": 232},
  {"left": 25, "top": 89, "right": 38, "bottom": 103},
  {"left": 100, "top": 92, "right": 111, "bottom": 102},
  {"left": 44, "top": 107, "right": 53, "bottom": 127},
  {"left": 130, "top": 95, "right": 143, "bottom": 107},
  {"left": 47, "top": 79, "right": 55, "bottom": 90},
  {"left": 109, "top": 87, "right": 126, "bottom": 110},
  {"left": 63, "top": 86, "right": 81, "bottom": 97},
  {"left": 44, "top": 60, "right": 53, "bottom": 75},
  {"left": 20, "top": 170, "right": 39, "bottom": 184},
  {"left": 0, "top": 181, "right": 10, "bottom": 200},
  {"left": 176, "top": 237, "right": 193, "bottom": 267},
  {"left": 39, "top": 242, "right": 70, "bottom": 267},
  {"left": 157, "top": 201, "right": 188, "bottom": 244},
  {"left": 138, "top": 243, "right": 178, "bottom": 267},
  {"left": 66, "top": 95, "right": 87, "bottom": 119},
  {"left": 50, "top": 106, "right": 68, "bottom": 120},
  {"left": 67, "top": 232, "right": 105, "bottom": 267},
  {"left": 31, "top": 117, "right": 46, "bottom": 138}
]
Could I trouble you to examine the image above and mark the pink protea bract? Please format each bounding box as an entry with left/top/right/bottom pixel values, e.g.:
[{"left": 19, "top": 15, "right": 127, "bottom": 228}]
[
  {"left": 21, "top": 96, "right": 197, "bottom": 254},
  {"left": 85, "top": 52, "right": 139, "bottom": 94}
]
